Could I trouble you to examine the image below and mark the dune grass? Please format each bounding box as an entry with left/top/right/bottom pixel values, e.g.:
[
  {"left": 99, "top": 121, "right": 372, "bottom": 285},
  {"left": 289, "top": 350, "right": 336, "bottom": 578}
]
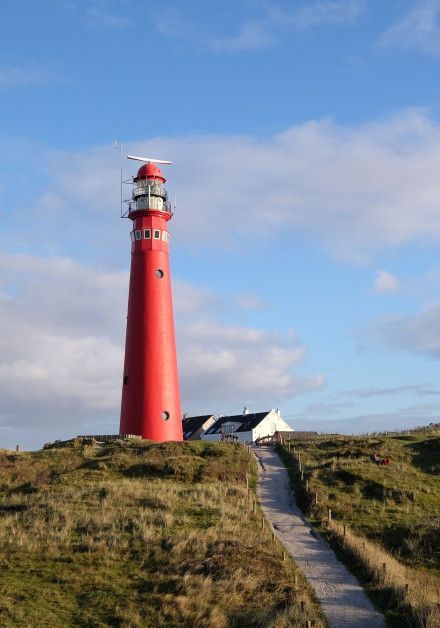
[
  {"left": 0, "top": 439, "right": 325, "bottom": 627},
  {"left": 278, "top": 425, "right": 440, "bottom": 627}
]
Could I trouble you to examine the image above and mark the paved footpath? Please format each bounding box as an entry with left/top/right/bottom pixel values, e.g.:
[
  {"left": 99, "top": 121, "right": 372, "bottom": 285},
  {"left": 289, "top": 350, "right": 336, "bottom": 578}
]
[{"left": 254, "top": 446, "right": 386, "bottom": 628}]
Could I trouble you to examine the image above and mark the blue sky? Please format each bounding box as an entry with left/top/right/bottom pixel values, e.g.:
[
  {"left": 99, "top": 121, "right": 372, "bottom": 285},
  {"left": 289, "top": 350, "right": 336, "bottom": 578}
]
[{"left": 1, "top": 0, "right": 440, "bottom": 449}]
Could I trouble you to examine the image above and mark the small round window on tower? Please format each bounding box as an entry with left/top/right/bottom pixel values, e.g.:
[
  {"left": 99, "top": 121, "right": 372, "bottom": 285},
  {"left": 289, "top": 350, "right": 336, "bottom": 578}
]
[
  {"left": 156, "top": 269, "right": 164, "bottom": 278},
  {"left": 161, "top": 411, "right": 170, "bottom": 421}
]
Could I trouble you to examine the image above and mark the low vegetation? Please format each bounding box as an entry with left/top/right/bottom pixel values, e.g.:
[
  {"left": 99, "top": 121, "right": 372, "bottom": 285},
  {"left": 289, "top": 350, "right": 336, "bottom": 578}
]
[
  {"left": 0, "top": 439, "right": 325, "bottom": 627},
  {"left": 278, "top": 424, "right": 440, "bottom": 627}
]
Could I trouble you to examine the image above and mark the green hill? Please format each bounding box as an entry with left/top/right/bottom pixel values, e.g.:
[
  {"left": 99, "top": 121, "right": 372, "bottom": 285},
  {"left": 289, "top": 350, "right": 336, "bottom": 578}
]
[
  {"left": 278, "top": 425, "right": 440, "bottom": 626},
  {"left": 0, "top": 439, "right": 324, "bottom": 628}
]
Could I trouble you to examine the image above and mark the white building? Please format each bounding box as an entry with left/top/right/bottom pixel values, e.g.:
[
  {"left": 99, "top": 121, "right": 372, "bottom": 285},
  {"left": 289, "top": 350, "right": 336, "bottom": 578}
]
[{"left": 201, "top": 409, "right": 292, "bottom": 444}]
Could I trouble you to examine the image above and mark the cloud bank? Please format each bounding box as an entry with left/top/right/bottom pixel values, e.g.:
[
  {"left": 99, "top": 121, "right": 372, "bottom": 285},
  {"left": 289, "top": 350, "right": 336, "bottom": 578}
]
[
  {"left": 157, "top": 1, "right": 367, "bottom": 52},
  {"left": 14, "top": 109, "right": 440, "bottom": 262},
  {"left": 0, "top": 66, "right": 50, "bottom": 88},
  {"left": 375, "top": 304, "right": 440, "bottom": 358},
  {"left": 377, "top": 1, "right": 440, "bottom": 56},
  {"left": 0, "top": 253, "right": 320, "bottom": 448}
]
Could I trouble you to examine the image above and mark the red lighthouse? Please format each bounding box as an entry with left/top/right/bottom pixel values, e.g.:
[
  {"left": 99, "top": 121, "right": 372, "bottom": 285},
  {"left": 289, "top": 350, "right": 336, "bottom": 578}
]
[{"left": 119, "top": 156, "right": 183, "bottom": 441}]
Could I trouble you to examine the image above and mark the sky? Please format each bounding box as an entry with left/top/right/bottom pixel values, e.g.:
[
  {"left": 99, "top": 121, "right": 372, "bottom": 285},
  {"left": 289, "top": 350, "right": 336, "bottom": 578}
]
[{"left": 1, "top": 0, "right": 440, "bottom": 450}]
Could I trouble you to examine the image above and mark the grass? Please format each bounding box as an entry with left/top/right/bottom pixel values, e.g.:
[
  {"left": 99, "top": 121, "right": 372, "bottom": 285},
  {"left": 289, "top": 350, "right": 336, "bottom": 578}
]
[
  {"left": 277, "top": 424, "right": 440, "bottom": 627},
  {"left": 0, "top": 438, "right": 326, "bottom": 627}
]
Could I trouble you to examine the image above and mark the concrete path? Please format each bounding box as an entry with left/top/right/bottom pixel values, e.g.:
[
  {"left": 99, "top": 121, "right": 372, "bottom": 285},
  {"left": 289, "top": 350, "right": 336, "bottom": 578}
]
[{"left": 254, "top": 446, "right": 386, "bottom": 628}]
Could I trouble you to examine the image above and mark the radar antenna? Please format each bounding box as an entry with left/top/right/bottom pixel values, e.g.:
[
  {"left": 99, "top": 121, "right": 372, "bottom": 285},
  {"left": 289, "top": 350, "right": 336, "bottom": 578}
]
[{"left": 127, "top": 155, "right": 172, "bottom": 165}]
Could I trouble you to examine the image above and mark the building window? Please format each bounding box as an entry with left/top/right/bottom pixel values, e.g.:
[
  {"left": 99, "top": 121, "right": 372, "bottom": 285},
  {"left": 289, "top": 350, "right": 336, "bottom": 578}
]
[
  {"left": 123, "top": 375, "right": 129, "bottom": 385},
  {"left": 153, "top": 229, "right": 161, "bottom": 240},
  {"left": 135, "top": 229, "right": 142, "bottom": 240},
  {"left": 156, "top": 269, "right": 164, "bottom": 278},
  {"left": 161, "top": 410, "right": 170, "bottom": 421},
  {"left": 162, "top": 231, "right": 168, "bottom": 242},
  {"left": 144, "top": 229, "right": 151, "bottom": 239},
  {"left": 223, "top": 423, "right": 235, "bottom": 434}
]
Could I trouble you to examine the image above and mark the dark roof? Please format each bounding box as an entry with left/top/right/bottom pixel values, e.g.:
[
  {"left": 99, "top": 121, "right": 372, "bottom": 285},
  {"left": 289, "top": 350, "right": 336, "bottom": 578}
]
[
  {"left": 182, "top": 415, "right": 214, "bottom": 438},
  {"left": 236, "top": 411, "right": 271, "bottom": 432},
  {"left": 205, "top": 416, "right": 237, "bottom": 435},
  {"left": 205, "top": 411, "right": 270, "bottom": 435}
]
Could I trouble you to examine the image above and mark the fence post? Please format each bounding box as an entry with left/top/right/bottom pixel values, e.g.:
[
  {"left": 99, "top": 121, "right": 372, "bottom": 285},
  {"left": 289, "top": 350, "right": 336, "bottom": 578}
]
[
  {"left": 327, "top": 508, "right": 332, "bottom": 524},
  {"left": 300, "top": 470, "right": 304, "bottom": 481},
  {"left": 15, "top": 445, "right": 20, "bottom": 452},
  {"left": 246, "top": 475, "right": 249, "bottom": 490},
  {"left": 343, "top": 523, "right": 347, "bottom": 538},
  {"left": 252, "top": 500, "right": 256, "bottom": 514},
  {"left": 261, "top": 516, "right": 265, "bottom": 530},
  {"left": 314, "top": 492, "right": 318, "bottom": 505},
  {"left": 305, "top": 479, "right": 309, "bottom": 492},
  {"left": 282, "top": 551, "right": 286, "bottom": 561}
]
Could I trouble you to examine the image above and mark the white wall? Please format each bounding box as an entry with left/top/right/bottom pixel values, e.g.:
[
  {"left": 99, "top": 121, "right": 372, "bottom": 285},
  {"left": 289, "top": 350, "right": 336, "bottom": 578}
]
[
  {"left": 201, "top": 421, "right": 242, "bottom": 441},
  {"left": 251, "top": 410, "right": 292, "bottom": 441}
]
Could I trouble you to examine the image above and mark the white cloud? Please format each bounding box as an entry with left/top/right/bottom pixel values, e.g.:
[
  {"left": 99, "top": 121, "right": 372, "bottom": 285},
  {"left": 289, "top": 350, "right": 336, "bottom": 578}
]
[
  {"left": 340, "top": 384, "right": 440, "bottom": 398},
  {"left": 156, "top": 1, "right": 367, "bottom": 53},
  {"left": 235, "top": 293, "right": 268, "bottom": 310},
  {"left": 7, "top": 109, "right": 440, "bottom": 262},
  {"left": 293, "top": 0, "right": 367, "bottom": 29},
  {"left": 0, "top": 254, "right": 126, "bottom": 428},
  {"left": 301, "top": 399, "right": 355, "bottom": 415},
  {"left": 84, "top": 5, "right": 132, "bottom": 29},
  {"left": 0, "top": 253, "right": 320, "bottom": 447},
  {"left": 179, "top": 318, "right": 323, "bottom": 412},
  {"left": 173, "top": 280, "right": 219, "bottom": 315},
  {"left": 375, "top": 304, "right": 440, "bottom": 358},
  {"left": 376, "top": 1, "right": 440, "bottom": 56},
  {"left": 293, "top": 408, "right": 440, "bottom": 434},
  {"left": 373, "top": 270, "right": 400, "bottom": 293},
  {"left": 291, "top": 382, "right": 440, "bottom": 433},
  {"left": 154, "top": 7, "right": 192, "bottom": 37},
  {"left": 210, "top": 1, "right": 367, "bottom": 52},
  {"left": 0, "top": 66, "right": 50, "bottom": 88},
  {"left": 211, "top": 20, "right": 275, "bottom": 52}
]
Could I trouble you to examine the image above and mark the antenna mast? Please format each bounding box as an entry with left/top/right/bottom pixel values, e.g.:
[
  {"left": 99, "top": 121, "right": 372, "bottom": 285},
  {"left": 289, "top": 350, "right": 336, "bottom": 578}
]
[{"left": 113, "top": 141, "right": 123, "bottom": 218}]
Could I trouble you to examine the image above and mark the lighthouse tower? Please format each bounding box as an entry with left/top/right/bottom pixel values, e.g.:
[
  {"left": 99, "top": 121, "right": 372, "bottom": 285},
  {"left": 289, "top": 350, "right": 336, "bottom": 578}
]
[{"left": 119, "top": 157, "right": 183, "bottom": 441}]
